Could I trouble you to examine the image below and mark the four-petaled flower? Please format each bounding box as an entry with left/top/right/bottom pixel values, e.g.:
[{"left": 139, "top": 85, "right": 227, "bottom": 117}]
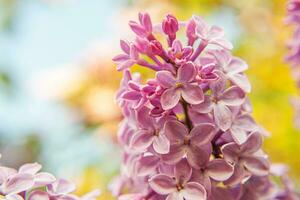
[
  {"left": 221, "top": 132, "right": 269, "bottom": 186},
  {"left": 149, "top": 159, "right": 207, "bottom": 200},
  {"left": 188, "top": 15, "right": 233, "bottom": 50},
  {"left": 162, "top": 120, "right": 215, "bottom": 168},
  {"left": 113, "top": 40, "right": 139, "bottom": 71},
  {"left": 130, "top": 107, "right": 170, "bottom": 154},
  {"left": 167, "top": 40, "right": 193, "bottom": 65},
  {"left": 192, "top": 77, "right": 245, "bottom": 131},
  {"left": 211, "top": 49, "right": 251, "bottom": 93},
  {"left": 157, "top": 62, "right": 204, "bottom": 110}
]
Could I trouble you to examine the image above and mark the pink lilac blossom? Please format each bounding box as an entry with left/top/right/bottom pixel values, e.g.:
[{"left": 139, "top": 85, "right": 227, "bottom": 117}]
[
  {"left": 286, "top": 0, "right": 300, "bottom": 130},
  {"left": 112, "top": 13, "right": 300, "bottom": 200},
  {"left": 0, "top": 155, "right": 100, "bottom": 200}
]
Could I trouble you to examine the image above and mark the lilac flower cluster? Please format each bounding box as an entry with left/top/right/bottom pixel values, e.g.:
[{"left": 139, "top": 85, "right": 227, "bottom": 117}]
[
  {"left": 112, "top": 13, "right": 300, "bottom": 200},
  {"left": 286, "top": 0, "right": 300, "bottom": 69},
  {"left": 286, "top": 0, "right": 300, "bottom": 129},
  {"left": 0, "top": 156, "right": 100, "bottom": 200}
]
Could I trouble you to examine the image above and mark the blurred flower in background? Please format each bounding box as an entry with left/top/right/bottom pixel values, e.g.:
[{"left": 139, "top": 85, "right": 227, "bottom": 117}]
[{"left": 0, "top": 0, "right": 299, "bottom": 199}]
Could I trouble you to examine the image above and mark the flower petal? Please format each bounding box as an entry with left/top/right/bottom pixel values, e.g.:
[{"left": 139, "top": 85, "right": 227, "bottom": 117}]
[
  {"left": 130, "top": 130, "right": 154, "bottom": 152},
  {"left": 149, "top": 174, "right": 176, "bottom": 195},
  {"left": 47, "top": 179, "right": 76, "bottom": 195},
  {"left": 228, "top": 73, "right": 251, "bottom": 93},
  {"left": 120, "top": 40, "right": 130, "bottom": 54},
  {"left": 229, "top": 127, "right": 248, "bottom": 145},
  {"left": 181, "top": 84, "right": 204, "bottom": 105},
  {"left": 175, "top": 159, "right": 192, "bottom": 185},
  {"left": 0, "top": 167, "right": 17, "bottom": 184},
  {"left": 209, "top": 72, "right": 227, "bottom": 94},
  {"left": 117, "top": 59, "right": 136, "bottom": 71},
  {"left": 136, "top": 155, "right": 160, "bottom": 177},
  {"left": 28, "top": 191, "right": 49, "bottom": 200},
  {"left": 136, "top": 106, "right": 154, "bottom": 129},
  {"left": 34, "top": 172, "right": 56, "bottom": 187},
  {"left": 161, "top": 88, "right": 181, "bottom": 110},
  {"left": 166, "top": 193, "right": 181, "bottom": 200},
  {"left": 191, "top": 96, "right": 213, "bottom": 114},
  {"left": 178, "top": 62, "right": 196, "bottom": 83},
  {"left": 241, "top": 132, "right": 262, "bottom": 155},
  {"left": 233, "top": 114, "right": 257, "bottom": 131},
  {"left": 3, "top": 173, "right": 34, "bottom": 195},
  {"left": 156, "top": 71, "right": 176, "bottom": 88},
  {"left": 194, "top": 16, "right": 209, "bottom": 39},
  {"left": 162, "top": 145, "right": 185, "bottom": 165},
  {"left": 182, "top": 182, "right": 207, "bottom": 200},
  {"left": 19, "top": 163, "right": 41, "bottom": 175},
  {"left": 221, "top": 142, "right": 240, "bottom": 164},
  {"left": 122, "top": 90, "right": 141, "bottom": 100},
  {"left": 164, "top": 120, "right": 188, "bottom": 144},
  {"left": 81, "top": 189, "right": 101, "bottom": 200},
  {"left": 187, "top": 146, "right": 210, "bottom": 169},
  {"left": 5, "top": 194, "right": 24, "bottom": 200},
  {"left": 206, "top": 159, "right": 234, "bottom": 181},
  {"left": 220, "top": 86, "right": 245, "bottom": 106},
  {"left": 211, "top": 49, "right": 231, "bottom": 69},
  {"left": 119, "top": 193, "right": 144, "bottom": 200},
  {"left": 227, "top": 57, "right": 248, "bottom": 74},
  {"left": 224, "top": 164, "right": 250, "bottom": 186},
  {"left": 243, "top": 157, "right": 269, "bottom": 176},
  {"left": 190, "top": 123, "right": 215, "bottom": 147},
  {"left": 210, "top": 38, "right": 233, "bottom": 50},
  {"left": 153, "top": 134, "right": 170, "bottom": 154},
  {"left": 112, "top": 54, "right": 130, "bottom": 62},
  {"left": 208, "top": 26, "right": 224, "bottom": 39},
  {"left": 213, "top": 103, "right": 232, "bottom": 131}
]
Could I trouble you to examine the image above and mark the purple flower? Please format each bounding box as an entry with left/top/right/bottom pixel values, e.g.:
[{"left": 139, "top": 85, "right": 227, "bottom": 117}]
[
  {"left": 0, "top": 155, "right": 100, "bottom": 200},
  {"left": 112, "top": 12, "right": 297, "bottom": 200},
  {"left": 192, "top": 150, "right": 233, "bottom": 193},
  {"left": 188, "top": 15, "right": 233, "bottom": 50},
  {"left": 192, "top": 77, "right": 246, "bottom": 131},
  {"left": 162, "top": 120, "right": 215, "bottom": 167},
  {"left": 130, "top": 107, "right": 170, "bottom": 154},
  {"left": 167, "top": 40, "right": 193, "bottom": 65},
  {"left": 162, "top": 14, "right": 179, "bottom": 46},
  {"left": 221, "top": 132, "right": 269, "bottom": 186},
  {"left": 156, "top": 62, "right": 204, "bottom": 110},
  {"left": 286, "top": 0, "right": 300, "bottom": 67},
  {"left": 227, "top": 114, "right": 257, "bottom": 145},
  {"left": 113, "top": 40, "right": 139, "bottom": 71},
  {"left": 162, "top": 14, "right": 179, "bottom": 37},
  {"left": 210, "top": 49, "right": 251, "bottom": 93},
  {"left": 149, "top": 159, "right": 207, "bottom": 200},
  {"left": 129, "top": 13, "right": 153, "bottom": 38}
]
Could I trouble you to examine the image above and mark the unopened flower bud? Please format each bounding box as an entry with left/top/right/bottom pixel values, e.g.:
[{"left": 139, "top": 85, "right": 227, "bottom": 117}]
[
  {"left": 162, "top": 14, "right": 179, "bottom": 36},
  {"left": 149, "top": 40, "right": 163, "bottom": 55}
]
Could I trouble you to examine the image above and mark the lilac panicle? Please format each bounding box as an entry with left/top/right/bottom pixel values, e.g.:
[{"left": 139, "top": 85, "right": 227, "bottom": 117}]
[
  {"left": 112, "top": 13, "right": 300, "bottom": 200},
  {"left": 0, "top": 155, "right": 100, "bottom": 200},
  {"left": 286, "top": 0, "right": 300, "bottom": 68},
  {"left": 286, "top": 0, "right": 300, "bottom": 131}
]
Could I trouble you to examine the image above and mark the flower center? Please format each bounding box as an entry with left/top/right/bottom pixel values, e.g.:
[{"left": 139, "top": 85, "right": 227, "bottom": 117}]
[
  {"left": 153, "top": 129, "right": 160, "bottom": 136},
  {"left": 175, "top": 51, "right": 183, "bottom": 59},
  {"left": 212, "top": 96, "right": 219, "bottom": 103},
  {"left": 176, "top": 82, "right": 184, "bottom": 88},
  {"left": 183, "top": 138, "right": 190, "bottom": 145},
  {"left": 176, "top": 183, "right": 184, "bottom": 191}
]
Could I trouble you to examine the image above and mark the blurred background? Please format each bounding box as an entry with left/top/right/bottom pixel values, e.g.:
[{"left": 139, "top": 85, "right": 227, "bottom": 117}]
[{"left": 0, "top": 0, "right": 299, "bottom": 199}]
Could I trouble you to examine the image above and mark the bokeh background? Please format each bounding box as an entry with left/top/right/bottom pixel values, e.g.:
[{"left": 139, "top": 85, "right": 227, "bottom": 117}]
[{"left": 0, "top": 0, "right": 299, "bottom": 199}]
